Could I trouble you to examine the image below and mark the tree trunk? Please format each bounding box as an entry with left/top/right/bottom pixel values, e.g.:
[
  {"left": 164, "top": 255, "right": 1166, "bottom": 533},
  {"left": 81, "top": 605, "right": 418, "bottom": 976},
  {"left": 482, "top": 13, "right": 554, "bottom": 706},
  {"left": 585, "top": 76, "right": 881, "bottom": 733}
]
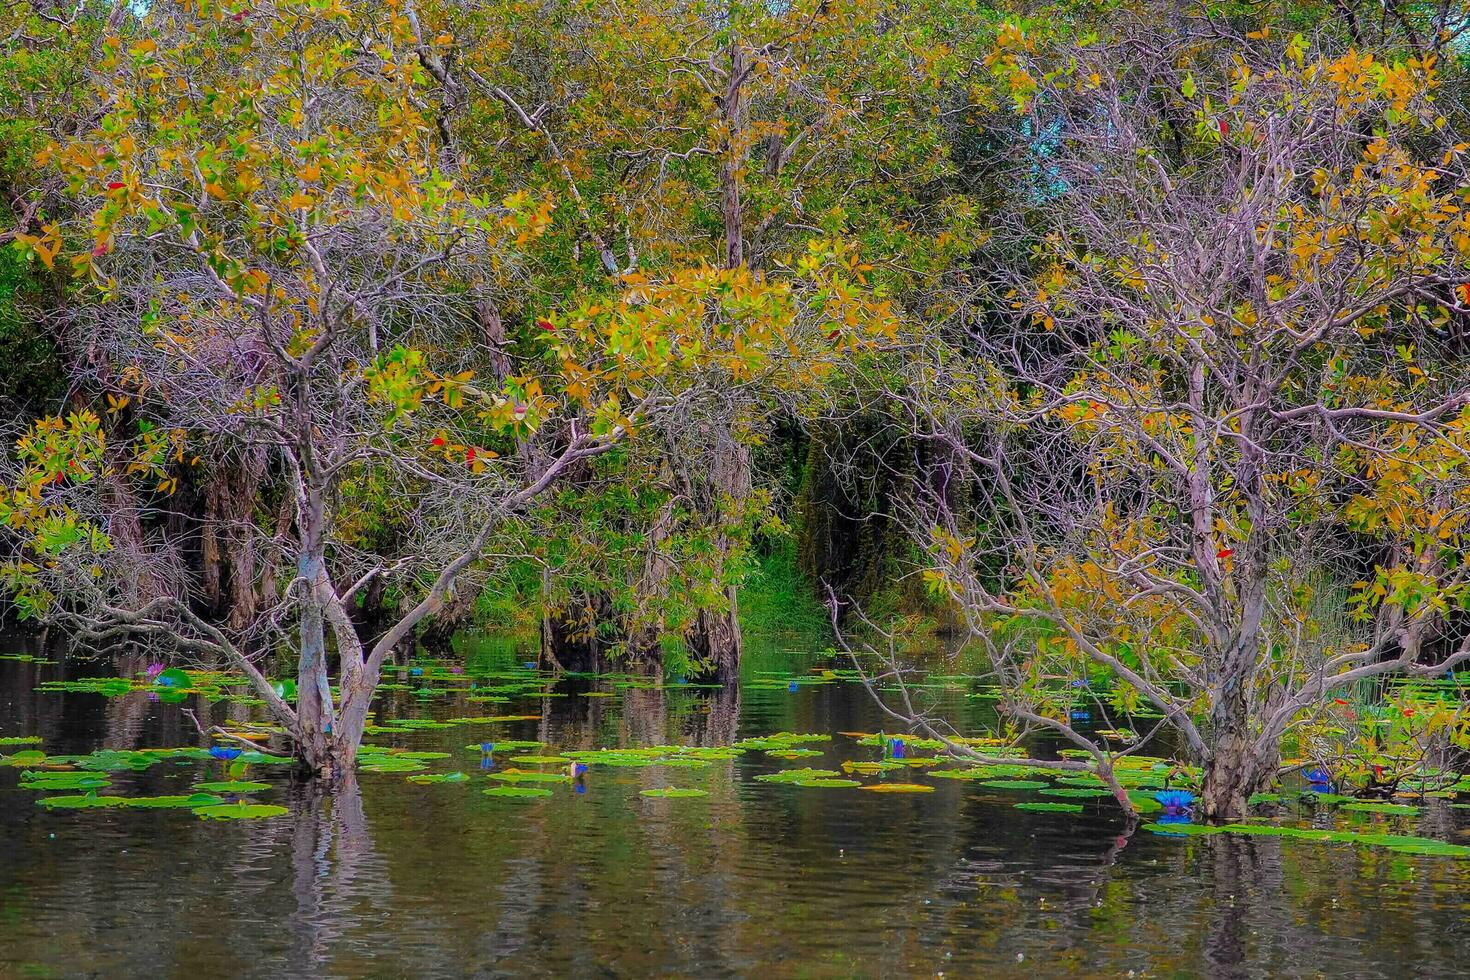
[
  {"left": 541, "top": 592, "right": 611, "bottom": 673},
  {"left": 1199, "top": 685, "right": 1275, "bottom": 820},
  {"left": 688, "top": 586, "right": 742, "bottom": 683},
  {"left": 720, "top": 39, "right": 746, "bottom": 270}
]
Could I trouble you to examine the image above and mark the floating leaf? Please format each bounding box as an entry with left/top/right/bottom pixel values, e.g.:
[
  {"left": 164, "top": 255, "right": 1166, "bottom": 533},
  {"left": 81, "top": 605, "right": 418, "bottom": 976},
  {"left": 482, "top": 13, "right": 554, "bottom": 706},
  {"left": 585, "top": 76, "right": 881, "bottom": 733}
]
[
  {"left": 860, "top": 783, "right": 935, "bottom": 793},
  {"left": 193, "top": 803, "right": 289, "bottom": 820},
  {"left": 1039, "top": 787, "right": 1112, "bottom": 798},
  {"left": 37, "top": 793, "right": 131, "bottom": 809},
  {"left": 487, "top": 769, "right": 567, "bottom": 783},
  {"left": 127, "top": 793, "right": 227, "bottom": 809},
  {"left": 753, "top": 768, "right": 840, "bottom": 784},
  {"left": 509, "top": 755, "right": 571, "bottom": 765},
  {"left": 192, "top": 781, "right": 271, "bottom": 793},
  {"left": 406, "top": 772, "right": 470, "bottom": 785},
  {"left": 1015, "top": 802, "right": 1084, "bottom": 813},
  {"left": 483, "top": 786, "right": 553, "bottom": 798},
  {"left": 980, "top": 779, "right": 1050, "bottom": 790},
  {"left": 18, "top": 771, "right": 110, "bottom": 791},
  {"left": 791, "top": 778, "right": 862, "bottom": 788},
  {"left": 1342, "top": 802, "right": 1419, "bottom": 815},
  {"left": 640, "top": 788, "right": 709, "bottom": 798},
  {"left": 0, "top": 736, "right": 42, "bottom": 746}
]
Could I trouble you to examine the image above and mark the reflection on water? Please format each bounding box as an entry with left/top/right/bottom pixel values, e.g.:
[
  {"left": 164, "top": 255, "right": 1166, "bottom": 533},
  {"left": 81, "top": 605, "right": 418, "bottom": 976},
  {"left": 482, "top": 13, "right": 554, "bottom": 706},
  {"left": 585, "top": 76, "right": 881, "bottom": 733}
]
[{"left": 3, "top": 629, "right": 1470, "bottom": 978}]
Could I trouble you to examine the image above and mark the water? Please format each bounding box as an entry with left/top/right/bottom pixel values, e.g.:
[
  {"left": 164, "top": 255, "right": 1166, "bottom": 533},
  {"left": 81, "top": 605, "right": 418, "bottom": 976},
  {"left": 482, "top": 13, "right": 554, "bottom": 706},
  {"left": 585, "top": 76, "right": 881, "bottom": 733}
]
[{"left": 3, "top": 630, "right": 1470, "bottom": 978}]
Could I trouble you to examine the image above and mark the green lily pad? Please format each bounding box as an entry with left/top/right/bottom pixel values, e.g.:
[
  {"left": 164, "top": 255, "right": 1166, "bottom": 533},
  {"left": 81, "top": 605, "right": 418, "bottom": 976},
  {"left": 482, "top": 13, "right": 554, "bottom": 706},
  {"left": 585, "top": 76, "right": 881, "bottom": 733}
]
[
  {"left": 192, "top": 781, "right": 271, "bottom": 793},
  {"left": 0, "top": 736, "right": 42, "bottom": 746},
  {"left": 193, "top": 803, "right": 289, "bottom": 820},
  {"left": 1015, "top": 801, "right": 1085, "bottom": 813},
  {"left": 37, "top": 793, "right": 132, "bottom": 809},
  {"left": 127, "top": 793, "right": 227, "bottom": 809},
  {"left": 753, "top": 768, "right": 841, "bottom": 784},
  {"left": 18, "top": 771, "right": 111, "bottom": 791},
  {"left": 486, "top": 769, "right": 567, "bottom": 783},
  {"left": 483, "top": 786, "right": 554, "bottom": 798},
  {"left": 1039, "top": 787, "right": 1112, "bottom": 798},
  {"left": 1342, "top": 802, "right": 1420, "bottom": 815},
  {"left": 509, "top": 755, "right": 571, "bottom": 765},
  {"left": 406, "top": 772, "right": 470, "bottom": 785},
  {"left": 640, "top": 788, "right": 709, "bottom": 798},
  {"left": 791, "top": 778, "right": 862, "bottom": 788},
  {"left": 980, "top": 779, "right": 1050, "bottom": 790}
]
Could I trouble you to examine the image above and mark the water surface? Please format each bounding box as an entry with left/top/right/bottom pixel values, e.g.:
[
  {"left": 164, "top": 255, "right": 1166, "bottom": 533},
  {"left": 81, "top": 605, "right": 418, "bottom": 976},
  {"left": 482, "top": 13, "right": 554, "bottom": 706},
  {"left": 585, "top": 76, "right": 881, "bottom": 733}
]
[{"left": 2, "top": 631, "right": 1469, "bottom": 978}]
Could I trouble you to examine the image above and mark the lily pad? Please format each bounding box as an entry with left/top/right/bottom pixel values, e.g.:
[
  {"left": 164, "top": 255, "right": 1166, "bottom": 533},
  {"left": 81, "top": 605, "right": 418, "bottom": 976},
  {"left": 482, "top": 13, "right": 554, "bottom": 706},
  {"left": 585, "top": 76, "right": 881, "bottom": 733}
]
[
  {"left": 509, "top": 755, "right": 572, "bottom": 765},
  {"left": 860, "top": 783, "right": 935, "bottom": 793},
  {"left": 1039, "top": 787, "right": 1113, "bottom": 798},
  {"left": 0, "top": 736, "right": 42, "bottom": 746},
  {"left": 193, "top": 803, "right": 289, "bottom": 820},
  {"left": 192, "top": 781, "right": 271, "bottom": 793},
  {"left": 980, "top": 779, "right": 1050, "bottom": 790},
  {"left": 483, "top": 786, "right": 554, "bottom": 798},
  {"left": 487, "top": 769, "right": 568, "bottom": 783},
  {"left": 1015, "top": 801, "right": 1085, "bottom": 813},
  {"left": 37, "top": 793, "right": 132, "bottom": 809},
  {"left": 18, "top": 771, "right": 111, "bottom": 791},
  {"left": 754, "top": 767, "right": 842, "bottom": 784},
  {"left": 127, "top": 793, "right": 227, "bottom": 809},
  {"left": 640, "top": 788, "right": 709, "bottom": 798},
  {"left": 406, "top": 772, "right": 470, "bottom": 785},
  {"left": 1342, "top": 802, "right": 1420, "bottom": 815},
  {"left": 791, "top": 778, "right": 862, "bottom": 788}
]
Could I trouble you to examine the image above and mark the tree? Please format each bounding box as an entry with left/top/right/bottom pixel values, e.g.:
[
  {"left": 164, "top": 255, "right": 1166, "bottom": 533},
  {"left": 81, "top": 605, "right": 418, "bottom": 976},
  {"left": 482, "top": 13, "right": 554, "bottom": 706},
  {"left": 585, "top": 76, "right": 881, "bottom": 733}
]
[
  {"left": 1, "top": 0, "right": 896, "bottom": 778},
  {"left": 871, "top": 14, "right": 1470, "bottom": 818}
]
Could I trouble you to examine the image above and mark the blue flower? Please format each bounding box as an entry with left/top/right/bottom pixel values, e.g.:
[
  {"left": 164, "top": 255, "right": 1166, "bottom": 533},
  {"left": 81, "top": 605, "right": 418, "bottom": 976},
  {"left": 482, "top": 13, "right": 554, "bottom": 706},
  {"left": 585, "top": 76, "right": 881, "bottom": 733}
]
[
  {"left": 787, "top": 681, "right": 799, "bottom": 692},
  {"left": 409, "top": 667, "right": 423, "bottom": 677},
  {"left": 676, "top": 676, "right": 688, "bottom": 686},
  {"left": 1305, "top": 767, "right": 1332, "bottom": 784},
  {"left": 887, "top": 737, "right": 907, "bottom": 759},
  {"left": 208, "top": 746, "right": 242, "bottom": 762},
  {"left": 1069, "top": 710, "right": 1091, "bottom": 721},
  {"left": 1069, "top": 678, "right": 1090, "bottom": 688},
  {"left": 1154, "top": 789, "right": 1195, "bottom": 815},
  {"left": 523, "top": 661, "right": 537, "bottom": 670},
  {"left": 479, "top": 742, "right": 495, "bottom": 754},
  {"left": 568, "top": 762, "right": 588, "bottom": 778}
]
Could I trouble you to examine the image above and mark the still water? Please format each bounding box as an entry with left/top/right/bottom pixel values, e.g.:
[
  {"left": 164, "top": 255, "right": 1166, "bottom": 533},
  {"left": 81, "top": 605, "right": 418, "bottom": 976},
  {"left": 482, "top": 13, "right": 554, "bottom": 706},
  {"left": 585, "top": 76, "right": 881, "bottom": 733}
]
[{"left": 2, "top": 630, "right": 1470, "bottom": 978}]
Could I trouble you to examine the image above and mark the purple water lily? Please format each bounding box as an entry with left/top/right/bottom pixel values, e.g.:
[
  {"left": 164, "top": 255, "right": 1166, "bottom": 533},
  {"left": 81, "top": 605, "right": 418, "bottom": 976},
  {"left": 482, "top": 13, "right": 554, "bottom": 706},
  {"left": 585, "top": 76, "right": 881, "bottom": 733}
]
[
  {"left": 1154, "top": 789, "right": 1195, "bottom": 816},
  {"left": 887, "top": 737, "right": 907, "bottom": 760},
  {"left": 145, "top": 662, "right": 165, "bottom": 679}
]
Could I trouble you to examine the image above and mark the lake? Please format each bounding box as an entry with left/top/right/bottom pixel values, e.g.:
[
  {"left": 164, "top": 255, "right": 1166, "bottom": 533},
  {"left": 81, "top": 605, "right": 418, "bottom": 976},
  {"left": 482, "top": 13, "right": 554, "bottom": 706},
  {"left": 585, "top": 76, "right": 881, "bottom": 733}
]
[{"left": 2, "top": 629, "right": 1469, "bottom": 978}]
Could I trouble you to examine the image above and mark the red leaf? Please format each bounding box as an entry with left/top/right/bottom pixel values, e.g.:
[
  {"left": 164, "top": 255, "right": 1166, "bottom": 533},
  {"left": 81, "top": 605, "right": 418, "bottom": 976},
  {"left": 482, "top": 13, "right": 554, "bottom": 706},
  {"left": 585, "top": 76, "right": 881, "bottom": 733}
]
[
  {"left": 106, "top": 181, "right": 126, "bottom": 191},
  {"left": 537, "top": 319, "right": 555, "bottom": 331},
  {"left": 430, "top": 436, "right": 445, "bottom": 447},
  {"left": 1217, "top": 118, "right": 1229, "bottom": 137},
  {"left": 1216, "top": 548, "right": 1233, "bottom": 559}
]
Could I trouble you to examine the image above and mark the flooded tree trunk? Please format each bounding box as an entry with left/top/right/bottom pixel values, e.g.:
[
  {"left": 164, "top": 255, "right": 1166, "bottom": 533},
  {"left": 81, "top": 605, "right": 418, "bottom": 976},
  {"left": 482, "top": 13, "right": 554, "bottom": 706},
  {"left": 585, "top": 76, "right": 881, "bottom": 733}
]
[
  {"left": 685, "top": 432, "right": 750, "bottom": 683},
  {"left": 1199, "top": 685, "right": 1275, "bottom": 821},
  {"left": 200, "top": 448, "right": 267, "bottom": 630},
  {"left": 541, "top": 591, "right": 610, "bottom": 673}
]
